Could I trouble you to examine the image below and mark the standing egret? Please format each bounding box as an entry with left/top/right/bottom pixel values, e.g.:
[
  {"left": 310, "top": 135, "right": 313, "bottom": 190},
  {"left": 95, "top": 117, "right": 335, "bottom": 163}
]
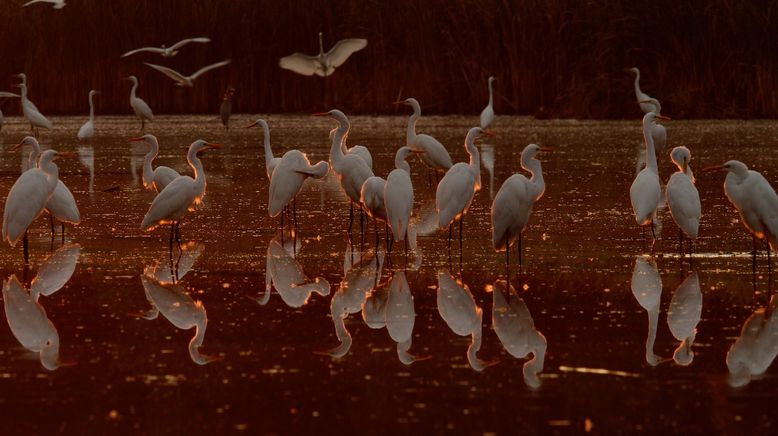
[
  {"left": 23, "top": 0, "right": 65, "bottom": 9},
  {"left": 144, "top": 59, "right": 231, "bottom": 88},
  {"left": 329, "top": 127, "right": 373, "bottom": 169},
  {"left": 625, "top": 67, "right": 657, "bottom": 114},
  {"left": 395, "top": 98, "right": 453, "bottom": 177},
  {"left": 436, "top": 127, "right": 491, "bottom": 252},
  {"left": 77, "top": 90, "right": 99, "bottom": 141},
  {"left": 246, "top": 119, "right": 280, "bottom": 180},
  {"left": 640, "top": 98, "right": 667, "bottom": 159},
  {"left": 3, "top": 149, "right": 67, "bottom": 262},
  {"left": 384, "top": 146, "right": 417, "bottom": 253},
  {"left": 360, "top": 176, "right": 388, "bottom": 247},
  {"left": 17, "top": 136, "right": 80, "bottom": 240},
  {"left": 13, "top": 81, "right": 52, "bottom": 135},
  {"left": 220, "top": 87, "right": 235, "bottom": 130},
  {"left": 630, "top": 112, "right": 669, "bottom": 249},
  {"left": 666, "top": 146, "right": 700, "bottom": 255},
  {"left": 121, "top": 37, "right": 211, "bottom": 58},
  {"left": 141, "top": 140, "right": 222, "bottom": 250},
  {"left": 315, "top": 109, "right": 374, "bottom": 239},
  {"left": 491, "top": 144, "right": 551, "bottom": 274},
  {"left": 125, "top": 76, "right": 153, "bottom": 132},
  {"left": 128, "top": 134, "right": 180, "bottom": 192},
  {"left": 480, "top": 76, "right": 496, "bottom": 130},
  {"left": 268, "top": 149, "right": 329, "bottom": 229},
  {"left": 704, "top": 160, "right": 778, "bottom": 268},
  {"left": 279, "top": 32, "right": 367, "bottom": 77},
  {"left": 262, "top": 231, "right": 330, "bottom": 307}
]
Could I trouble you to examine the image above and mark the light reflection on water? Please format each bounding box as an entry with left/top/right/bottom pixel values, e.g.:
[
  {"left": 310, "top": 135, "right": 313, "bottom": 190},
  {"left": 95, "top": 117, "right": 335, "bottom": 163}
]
[{"left": 0, "top": 115, "right": 777, "bottom": 432}]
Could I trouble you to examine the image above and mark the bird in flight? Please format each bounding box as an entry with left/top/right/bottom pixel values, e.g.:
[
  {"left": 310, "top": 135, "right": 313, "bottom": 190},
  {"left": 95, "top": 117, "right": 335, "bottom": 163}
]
[
  {"left": 23, "top": 0, "right": 65, "bottom": 9},
  {"left": 144, "top": 60, "right": 231, "bottom": 88},
  {"left": 279, "top": 32, "right": 367, "bottom": 77},
  {"left": 121, "top": 37, "right": 211, "bottom": 58}
]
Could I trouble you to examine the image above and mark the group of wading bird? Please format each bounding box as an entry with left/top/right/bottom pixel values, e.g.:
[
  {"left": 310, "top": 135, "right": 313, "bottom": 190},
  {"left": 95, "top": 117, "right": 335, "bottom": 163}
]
[{"left": 1, "top": 64, "right": 777, "bottom": 279}]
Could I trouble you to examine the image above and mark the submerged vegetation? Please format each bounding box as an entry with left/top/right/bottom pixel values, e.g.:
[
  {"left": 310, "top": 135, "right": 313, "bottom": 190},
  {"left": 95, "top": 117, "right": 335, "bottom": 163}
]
[{"left": 0, "top": 0, "right": 776, "bottom": 118}]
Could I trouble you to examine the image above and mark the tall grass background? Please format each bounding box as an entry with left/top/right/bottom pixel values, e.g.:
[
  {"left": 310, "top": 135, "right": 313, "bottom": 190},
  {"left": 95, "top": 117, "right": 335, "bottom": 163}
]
[{"left": 0, "top": 0, "right": 775, "bottom": 118}]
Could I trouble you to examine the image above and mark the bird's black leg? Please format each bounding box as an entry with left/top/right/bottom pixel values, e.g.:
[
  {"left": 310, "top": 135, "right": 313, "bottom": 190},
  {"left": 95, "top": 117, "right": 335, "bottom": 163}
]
[
  {"left": 49, "top": 215, "right": 55, "bottom": 239},
  {"left": 293, "top": 198, "right": 298, "bottom": 233},
  {"left": 642, "top": 225, "right": 646, "bottom": 251},
  {"left": 176, "top": 222, "right": 182, "bottom": 252},
  {"left": 767, "top": 238, "right": 772, "bottom": 275},
  {"left": 753, "top": 235, "right": 758, "bottom": 275},
  {"left": 650, "top": 220, "right": 657, "bottom": 253},
  {"left": 23, "top": 231, "right": 29, "bottom": 264},
  {"left": 679, "top": 229, "right": 683, "bottom": 257},
  {"left": 169, "top": 224, "right": 175, "bottom": 254},
  {"left": 519, "top": 233, "right": 523, "bottom": 268},
  {"left": 348, "top": 202, "right": 354, "bottom": 244},
  {"left": 61, "top": 223, "right": 65, "bottom": 244},
  {"left": 447, "top": 223, "right": 452, "bottom": 259},
  {"left": 505, "top": 233, "right": 510, "bottom": 282},
  {"left": 374, "top": 218, "right": 379, "bottom": 249}
]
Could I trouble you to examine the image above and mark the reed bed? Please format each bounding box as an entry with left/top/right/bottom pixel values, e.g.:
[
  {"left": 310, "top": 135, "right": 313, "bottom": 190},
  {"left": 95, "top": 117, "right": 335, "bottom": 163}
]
[{"left": 0, "top": 0, "right": 775, "bottom": 118}]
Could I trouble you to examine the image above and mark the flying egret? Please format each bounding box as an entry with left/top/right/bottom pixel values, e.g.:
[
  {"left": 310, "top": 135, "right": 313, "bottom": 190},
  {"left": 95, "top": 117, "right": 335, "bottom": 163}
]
[
  {"left": 144, "top": 59, "right": 231, "bottom": 88},
  {"left": 384, "top": 146, "right": 417, "bottom": 254},
  {"left": 141, "top": 140, "right": 222, "bottom": 250},
  {"left": 246, "top": 119, "right": 280, "bottom": 181},
  {"left": 22, "top": 0, "right": 65, "bottom": 9},
  {"left": 268, "top": 148, "right": 329, "bottom": 228},
  {"left": 436, "top": 127, "right": 492, "bottom": 252},
  {"left": 625, "top": 67, "right": 658, "bottom": 114},
  {"left": 121, "top": 37, "right": 211, "bottom": 58},
  {"left": 315, "top": 109, "right": 374, "bottom": 240},
  {"left": 479, "top": 76, "right": 496, "bottom": 130},
  {"left": 726, "top": 295, "right": 778, "bottom": 387},
  {"left": 128, "top": 134, "right": 180, "bottom": 192},
  {"left": 220, "top": 87, "right": 235, "bottom": 130},
  {"left": 77, "top": 90, "right": 99, "bottom": 141},
  {"left": 395, "top": 98, "right": 453, "bottom": 177},
  {"left": 704, "top": 160, "right": 778, "bottom": 268},
  {"left": 3, "top": 149, "right": 68, "bottom": 262},
  {"left": 666, "top": 146, "right": 700, "bottom": 255},
  {"left": 18, "top": 136, "right": 80, "bottom": 240},
  {"left": 630, "top": 112, "right": 670, "bottom": 250},
  {"left": 491, "top": 144, "right": 550, "bottom": 274},
  {"left": 490, "top": 280, "right": 547, "bottom": 388},
  {"left": 667, "top": 272, "right": 701, "bottom": 366},
  {"left": 279, "top": 32, "right": 367, "bottom": 77},
  {"left": 125, "top": 76, "right": 153, "bottom": 131},
  {"left": 13, "top": 80, "right": 52, "bottom": 134}
]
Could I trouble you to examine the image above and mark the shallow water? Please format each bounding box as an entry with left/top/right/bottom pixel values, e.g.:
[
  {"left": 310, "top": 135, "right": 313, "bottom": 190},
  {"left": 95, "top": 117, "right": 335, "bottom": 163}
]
[{"left": 1, "top": 115, "right": 777, "bottom": 433}]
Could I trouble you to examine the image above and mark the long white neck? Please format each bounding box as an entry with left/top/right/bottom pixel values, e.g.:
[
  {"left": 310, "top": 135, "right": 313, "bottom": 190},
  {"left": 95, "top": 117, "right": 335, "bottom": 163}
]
[
  {"left": 522, "top": 156, "right": 545, "bottom": 200},
  {"left": 329, "top": 298, "right": 352, "bottom": 358},
  {"left": 130, "top": 80, "right": 138, "bottom": 100},
  {"left": 261, "top": 124, "right": 274, "bottom": 175},
  {"left": 643, "top": 118, "right": 658, "bottom": 174},
  {"left": 187, "top": 148, "right": 207, "bottom": 198},
  {"left": 142, "top": 140, "right": 159, "bottom": 188},
  {"left": 330, "top": 122, "right": 349, "bottom": 172},
  {"left": 465, "top": 136, "right": 481, "bottom": 188},
  {"left": 39, "top": 158, "right": 59, "bottom": 194},
  {"left": 405, "top": 104, "right": 421, "bottom": 145},
  {"left": 487, "top": 79, "right": 494, "bottom": 106},
  {"left": 466, "top": 308, "right": 486, "bottom": 371},
  {"left": 29, "top": 141, "right": 41, "bottom": 170},
  {"left": 633, "top": 71, "right": 642, "bottom": 100},
  {"left": 395, "top": 152, "right": 411, "bottom": 173},
  {"left": 188, "top": 314, "right": 209, "bottom": 364},
  {"left": 88, "top": 93, "right": 95, "bottom": 121}
]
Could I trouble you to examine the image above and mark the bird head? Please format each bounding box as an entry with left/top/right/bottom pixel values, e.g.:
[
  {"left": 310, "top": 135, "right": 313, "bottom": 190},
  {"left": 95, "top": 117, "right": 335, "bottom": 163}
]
[
  {"left": 313, "top": 109, "right": 348, "bottom": 127},
  {"left": 127, "top": 134, "right": 157, "bottom": 145},
  {"left": 189, "top": 140, "right": 223, "bottom": 157},
  {"left": 703, "top": 160, "right": 749, "bottom": 177},
  {"left": 13, "top": 136, "right": 38, "bottom": 151},
  {"left": 245, "top": 119, "right": 268, "bottom": 130},
  {"left": 393, "top": 97, "right": 419, "bottom": 108},
  {"left": 625, "top": 67, "right": 639, "bottom": 75}
]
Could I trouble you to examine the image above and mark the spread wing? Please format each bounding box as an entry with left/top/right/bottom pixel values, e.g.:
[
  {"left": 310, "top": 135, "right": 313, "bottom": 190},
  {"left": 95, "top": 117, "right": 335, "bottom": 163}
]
[
  {"left": 144, "top": 62, "right": 187, "bottom": 84},
  {"left": 189, "top": 59, "right": 231, "bottom": 80},
  {"left": 169, "top": 37, "right": 211, "bottom": 51},
  {"left": 325, "top": 38, "right": 367, "bottom": 67},
  {"left": 279, "top": 53, "right": 319, "bottom": 76},
  {"left": 121, "top": 47, "right": 166, "bottom": 58},
  {"left": 0, "top": 92, "right": 20, "bottom": 98}
]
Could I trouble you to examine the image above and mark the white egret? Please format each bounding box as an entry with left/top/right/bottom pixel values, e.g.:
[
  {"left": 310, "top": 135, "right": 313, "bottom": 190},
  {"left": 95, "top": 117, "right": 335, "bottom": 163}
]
[
  {"left": 667, "top": 272, "right": 701, "bottom": 366},
  {"left": 246, "top": 119, "right": 280, "bottom": 180},
  {"left": 630, "top": 112, "right": 669, "bottom": 249},
  {"left": 491, "top": 144, "right": 550, "bottom": 273},
  {"left": 220, "top": 87, "right": 235, "bottom": 130},
  {"left": 625, "top": 67, "right": 657, "bottom": 114},
  {"left": 121, "top": 37, "right": 211, "bottom": 58},
  {"left": 141, "top": 140, "right": 222, "bottom": 249},
  {"left": 666, "top": 146, "right": 700, "bottom": 254},
  {"left": 139, "top": 272, "right": 219, "bottom": 365},
  {"left": 640, "top": 98, "right": 667, "bottom": 158},
  {"left": 125, "top": 76, "right": 153, "bottom": 131},
  {"left": 315, "top": 109, "right": 374, "bottom": 238},
  {"left": 395, "top": 98, "right": 453, "bottom": 176},
  {"left": 479, "top": 76, "right": 496, "bottom": 130},
  {"left": 18, "top": 137, "right": 80, "bottom": 240},
  {"left": 2, "top": 149, "right": 67, "bottom": 262},
  {"left": 704, "top": 160, "right": 778, "bottom": 265},
  {"left": 726, "top": 295, "right": 778, "bottom": 387},
  {"left": 279, "top": 32, "right": 367, "bottom": 77},
  {"left": 360, "top": 176, "right": 388, "bottom": 245},
  {"left": 268, "top": 149, "right": 329, "bottom": 227},
  {"left": 631, "top": 255, "right": 663, "bottom": 366},
  {"left": 144, "top": 59, "right": 231, "bottom": 88},
  {"left": 436, "top": 127, "right": 491, "bottom": 251},
  {"left": 13, "top": 74, "right": 41, "bottom": 113},
  {"left": 384, "top": 146, "right": 417, "bottom": 253},
  {"left": 328, "top": 127, "right": 372, "bottom": 169},
  {"left": 437, "top": 271, "right": 490, "bottom": 371},
  {"left": 490, "top": 280, "right": 547, "bottom": 388},
  {"left": 22, "top": 0, "right": 65, "bottom": 9},
  {"left": 128, "top": 134, "right": 180, "bottom": 192},
  {"left": 77, "top": 90, "right": 99, "bottom": 141},
  {"left": 262, "top": 231, "right": 330, "bottom": 308},
  {"left": 13, "top": 81, "right": 52, "bottom": 134}
]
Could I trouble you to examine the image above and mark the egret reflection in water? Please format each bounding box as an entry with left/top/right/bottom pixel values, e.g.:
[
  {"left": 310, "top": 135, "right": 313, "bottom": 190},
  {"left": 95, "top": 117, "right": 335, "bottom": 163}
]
[
  {"left": 667, "top": 272, "right": 702, "bottom": 366},
  {"left": 490, "top": 280, "right": 547, "bottom": 388},
  {"left": 631, "top": 255, "right": 663, "bottom": 366},
  {"left": 145, "top": 241, "right": 204, "bottom": 285},
  {"left": 726, "top": 295, "right": 778, "bottom": 387},
  {"left": 437, "top": 270, "right": 490, "bottom": 371},
  {"left": 2, "top": 243, "right": 81, "bottom": 370},
  {"left": 260, "top": 230, "right": 330, "bottom": 308}
]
